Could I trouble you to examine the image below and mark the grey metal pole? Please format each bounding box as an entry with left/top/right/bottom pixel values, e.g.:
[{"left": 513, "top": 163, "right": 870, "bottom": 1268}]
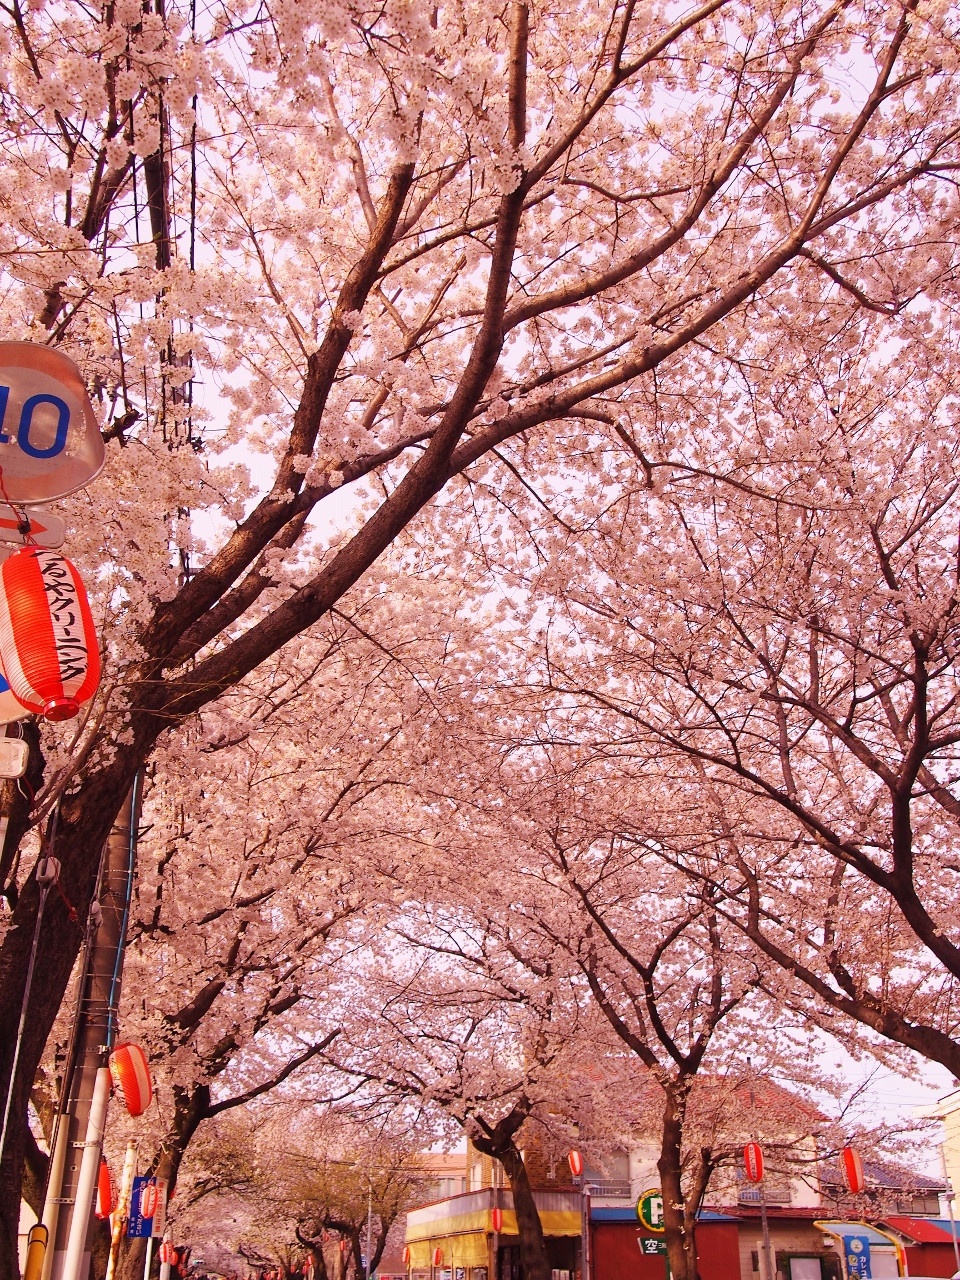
[
  {"left": 946, "top": 1191, "right": 960, "bottom": 1275},
  {"left": 747, "top": 1058, "right": 775, "bottom": 1280},
  {"left": 583, "top": 1184, "right": 592, "bottom": 1280},
  {"left": 759, "top": 1181, "right": 774, "bottom": 1280}
]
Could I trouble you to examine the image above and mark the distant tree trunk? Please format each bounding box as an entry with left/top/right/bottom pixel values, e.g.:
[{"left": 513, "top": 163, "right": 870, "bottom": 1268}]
[
  {"left": 303, "top": 1245, "right": 328, "bottom": 1280},
  {"left": 468, "top": 1104, "right": 550, "bottom": 1280},
  {"left": 498, "top": 1145, "right": 550, "bottom": 1280}
]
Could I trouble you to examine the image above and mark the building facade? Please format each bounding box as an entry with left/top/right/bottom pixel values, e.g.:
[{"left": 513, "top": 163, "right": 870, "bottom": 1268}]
[{"left": 400, "top": 1137, "right": 951, "bottom": 1280}]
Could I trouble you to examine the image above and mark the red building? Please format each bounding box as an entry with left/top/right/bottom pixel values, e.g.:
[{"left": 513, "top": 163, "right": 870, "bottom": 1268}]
[
  {"left": 879, "top": 1218, "right": 960, "bottom": 1277},
  {"left": 591, "top": 1208, "right": 741, "bottom": 1280}
]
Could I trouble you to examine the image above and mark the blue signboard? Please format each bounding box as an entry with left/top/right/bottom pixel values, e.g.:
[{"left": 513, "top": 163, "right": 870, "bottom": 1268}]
[
  {"left": 128, "top": 1177, "right": 158, "bottom": 1238},
  {"left": 842, "top": 1235, "right": 872, "bottom": 1280}
]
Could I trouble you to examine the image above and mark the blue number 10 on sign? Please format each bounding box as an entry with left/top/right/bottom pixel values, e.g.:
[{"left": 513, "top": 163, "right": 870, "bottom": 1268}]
[
  {"left": 0, "top": 343, "right": 104, "bottom": 503},
  {"left": 0, "top": 387, "right": 70, "bottom": 458}
]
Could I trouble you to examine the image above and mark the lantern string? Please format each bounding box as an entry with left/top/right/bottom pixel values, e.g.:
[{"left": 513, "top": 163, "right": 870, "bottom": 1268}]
[
  {"left": 53, "top": 874, "right": 78, "bottom": 924},
  {"left": 0, "top": 467, "right": 35, "bottom": 543}
]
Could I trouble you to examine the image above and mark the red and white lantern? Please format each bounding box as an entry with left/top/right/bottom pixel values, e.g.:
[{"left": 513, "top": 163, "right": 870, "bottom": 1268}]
[
  {"left": 0, "top": 547, "right": 99, "bottom": 720},
  {"left": 432, "top": 1248, "right": 443, "bottom": 1266},
  {"left": 95, "top": 1159, "right": 113, "bottom": 1218},
  {"left": 492, "top": 1206, "right": 503, "bottom": 1232},
  {"left": 401, "top": 1247, "right": 410, "bottom": 1265},
  {"left": 158, "top": 1242, "right": 174, "bottom": 1265},
  {"left": 140, "top": 1182, "right": 160, "bottom": 1219},
  {"left": 841, "top": 1146, "right": 865, "bottom": 1193},
  {"left": 108, "top": 1043, "right": 153, "bottom": 1116},
  {"left": 744, "top": 1142, "right": 764, "bottom": 1183},
  {"left": 568, "top": 1150, "right": 583, "bottom": 1178}
]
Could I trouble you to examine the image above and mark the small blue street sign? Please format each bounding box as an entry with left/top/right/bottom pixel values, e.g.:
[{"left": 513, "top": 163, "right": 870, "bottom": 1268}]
[{"left": 842, "top": 1235, "right": 872, "bottom": 1280}]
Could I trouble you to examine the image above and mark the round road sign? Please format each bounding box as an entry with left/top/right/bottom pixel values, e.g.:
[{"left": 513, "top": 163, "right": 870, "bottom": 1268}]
[
  {"left": 637, "top": 1187, "right": 665, "bottom": 1233},
  {"left": 0, "top": 343, "right": 104, "bottom": 503}
]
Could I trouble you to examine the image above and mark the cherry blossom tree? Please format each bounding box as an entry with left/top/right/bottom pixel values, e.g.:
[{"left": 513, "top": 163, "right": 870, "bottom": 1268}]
[
  {"left": 318, "top": 891, "right": 609, "bottom": 1280},
  {"left": 414, "top": 279, "right": 960, "bottom": 1079},
  {"left": 545, "top": 350, "right": 960, "bottom": 1080},
  {"left": 100, "top": 613, "right": 470, "bottom": 1280},
  {"left": 3, "top": 0, "right": 960, "bottom": 1270},
  {"left": 377, "top": 724, "right": 817, "bottom": 1280}
]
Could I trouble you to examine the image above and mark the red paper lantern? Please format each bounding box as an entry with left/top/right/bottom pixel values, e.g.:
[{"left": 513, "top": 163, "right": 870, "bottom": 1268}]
[
  {"left": 108, "top": 1043, "right": 153, "bottom": 1116},
  {"left": 432, "top": 1248, "right": 443, "bottom": 1266},
  {"left": 492, "top": 1206, "right": 503, "bottom": 1232},
  {"left": 842, "top": 1146, "right": 865, "bottom": 1193},
  {"left": 140, "top": 1182, "right": 160, "bottom": 1219},
  {"left": 744, "top": 1142, "right": 764, "bottom": 1183},
  {"left": 568, "top": 1150, "right": 583, "bottom": 1177},
  {"left": 158, "top": 1242, "right": 174, "bottom": 1264},
  {"left": 0, "top": 548, "right": 99, "bottom": 720},
  {"left": 401, "top": 1247, "right": 410, "bottom": 1265},
  {"left": 95, "top": 1159, "right": 113, "bottom": 1218},
  {"left": 339, "top": 1241, "right": 347, "bottom": 1254}
]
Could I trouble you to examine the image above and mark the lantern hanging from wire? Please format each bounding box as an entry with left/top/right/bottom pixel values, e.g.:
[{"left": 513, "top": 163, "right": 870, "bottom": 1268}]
[
  {"left": 492, "top": 1206, "right": 503, "bottom": 1232},
  {"left": 158, "top": 1242, "right": 174, "bottom": 1265},
  {"left": 140, "top": 1182, "right": 160, "bottom": 1220},
  {"left": 108, "top": 1042, "right": 153, "bottom": 1116},
  {"left": 95, "top": 1159, "right": 113, "bottom": 1218},
  {"left": 743, "top": 1142, "right": 764, "bottom": 1183},
  {"left": 401, "top": 1247, "right": 410, "bottom": 1265},
  {"left": 841, "top": 1145, "right": 865, "bottom": 1194},
  {"left": 0, "top": 547, "right": 99, "bottom": 721},
  {"left": 432, "top": 1248, "right": 443, "bottom": 1266},
  {"left": 568, "top": 1150, "right": 583, "bottom": 1177}
]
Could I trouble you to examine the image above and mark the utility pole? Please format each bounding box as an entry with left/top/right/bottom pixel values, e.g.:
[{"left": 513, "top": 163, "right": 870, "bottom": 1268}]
[
  {"left": 41, "top": 779, "right": 142, "bottom": 1280},
  {"left": 940, "top": 1146, "right": 960, "bottom": 1275}
]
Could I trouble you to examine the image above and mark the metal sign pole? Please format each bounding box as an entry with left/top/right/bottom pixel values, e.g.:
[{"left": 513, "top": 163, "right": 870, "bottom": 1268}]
[
  {"left": 946, "top": 1191, "right": 960, "bottom": 1275},
  {"left": 759, "top": 1182, "right": 774, "bottom": 1280},
  {"left": 583, "top": 1185, "right": 592, "bottom": 1280}
]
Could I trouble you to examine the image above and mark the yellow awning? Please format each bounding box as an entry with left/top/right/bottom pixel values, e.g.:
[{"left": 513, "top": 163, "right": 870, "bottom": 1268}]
[
  {"left": 408, "top": 1233, "right": 489, "bottom": 1269},
  {"left": 407, "top": 1208, "right": 581, "bottom": 1244}
]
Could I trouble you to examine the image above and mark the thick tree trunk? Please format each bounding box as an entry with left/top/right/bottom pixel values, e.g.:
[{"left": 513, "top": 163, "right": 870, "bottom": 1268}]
[
  {"left": 497, "top": 1146, "right": 550, "bottom": 1280},
  {"left": 298, "top": 1245, "right": 328, "bottom": 1280},
  {"left": 89, "top": 1218, "right": 112, "bottom": 1280},
  {"left": 367, "top": 1221, "right": 389, "bottom": 1277},
  {"left": 657, "top": 1084, "right": 698, "bottom": 1280},
  {"left": 20, "top": 1127, "right": 48, "bottom": 1218}
]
